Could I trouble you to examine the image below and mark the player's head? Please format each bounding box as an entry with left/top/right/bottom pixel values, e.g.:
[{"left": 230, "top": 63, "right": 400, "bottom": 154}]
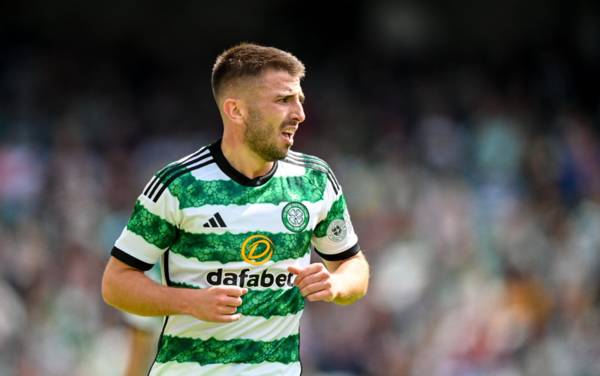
[
  {"left": 211, "top": 43, "right": 305, "bottom": 102},
  {"left": 212, "top": 43, "right": 306, "bottom": 161}
]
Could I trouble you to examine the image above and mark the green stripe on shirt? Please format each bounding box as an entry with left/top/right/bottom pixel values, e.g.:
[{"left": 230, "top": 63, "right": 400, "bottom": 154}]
[
  {"left": 156, "top": 334, "right": 300, "bottom": 365},
  {"left": 314, "top": 195, "right": 347, "bottom": 238},
  {"left": 170, "top": 283, "right": 305, "bottom": 318},
  {"left": 168, "top": 171, "right": 327, "bottom": 208},
  {"left": 171, "top": 231, "right": 312, "bottom": 264},
  {"left": 126, "top": 200, "right": 178, "bottom": 249}
]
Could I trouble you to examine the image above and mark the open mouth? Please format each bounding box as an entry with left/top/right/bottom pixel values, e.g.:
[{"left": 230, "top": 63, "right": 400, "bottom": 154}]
[{"left": 281, "top": 131, "right": 294, "bottom": 142}]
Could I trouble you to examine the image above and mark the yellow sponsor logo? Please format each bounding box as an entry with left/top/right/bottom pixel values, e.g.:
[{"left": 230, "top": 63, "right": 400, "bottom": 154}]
[{"left": 241, "top": 235, "right": 274, "bottom": 265}]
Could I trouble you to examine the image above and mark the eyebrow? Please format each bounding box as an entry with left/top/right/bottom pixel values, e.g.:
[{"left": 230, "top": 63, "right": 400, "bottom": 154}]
[{"left": 277, "top": 93, "right": 305, "bottom": 103}]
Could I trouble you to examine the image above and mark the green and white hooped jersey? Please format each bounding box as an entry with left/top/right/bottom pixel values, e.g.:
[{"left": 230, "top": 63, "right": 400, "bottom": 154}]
[{"left": 112, "top": 139, "right": 360, "bottom": 375}]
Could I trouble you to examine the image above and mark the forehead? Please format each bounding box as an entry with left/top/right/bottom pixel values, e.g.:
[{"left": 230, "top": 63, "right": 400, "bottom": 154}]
[{"left": 254, "top": 69, "right": 303, "bottom": 94}]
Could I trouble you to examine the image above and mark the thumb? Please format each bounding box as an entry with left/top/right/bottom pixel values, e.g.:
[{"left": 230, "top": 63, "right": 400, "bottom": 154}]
[
  {"left": 222, "top": 286, "right": 248, "bottom": 297},
  {"left": 287, "top": 265, "right": 303, "bottom": 275}
]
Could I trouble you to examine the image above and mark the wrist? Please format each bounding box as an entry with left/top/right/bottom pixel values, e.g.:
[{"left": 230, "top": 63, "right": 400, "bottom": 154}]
[{"left": 169, "top": 287, "right": 195, "bottom": 316}]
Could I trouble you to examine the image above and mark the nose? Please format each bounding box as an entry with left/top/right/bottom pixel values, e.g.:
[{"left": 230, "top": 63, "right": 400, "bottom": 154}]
[{"left": 291, "top": 100, "right": 306, "bottom": 123}]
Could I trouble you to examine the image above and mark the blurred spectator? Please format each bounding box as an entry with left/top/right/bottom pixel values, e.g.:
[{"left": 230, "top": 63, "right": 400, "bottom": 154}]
[{"left": 1, "top": 8, "right": 599, "bottom": 374}]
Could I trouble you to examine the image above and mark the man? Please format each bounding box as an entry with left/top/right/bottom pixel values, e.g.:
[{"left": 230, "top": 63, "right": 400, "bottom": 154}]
[{"left": 102, "top": 43, "right": 370, "bottom": 375}]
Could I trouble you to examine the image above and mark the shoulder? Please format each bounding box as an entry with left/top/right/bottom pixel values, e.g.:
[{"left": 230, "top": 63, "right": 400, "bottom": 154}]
[
  {"left": 284, "top": 150, "right": 331, "bottom": 169},
  {"left": 142, "top": 144, "right": 216, "bottom": 202},
  {"left": 282, "top": 150, "right": 341, "bottom": 194},
  {"left": 283, "top": 150, "right": 337, "bottom": 173}
]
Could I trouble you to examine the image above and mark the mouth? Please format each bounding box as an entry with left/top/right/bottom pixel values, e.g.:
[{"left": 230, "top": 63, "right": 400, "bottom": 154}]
[{"left": 280, "top": 128, "right": 296, "bottom": 144}]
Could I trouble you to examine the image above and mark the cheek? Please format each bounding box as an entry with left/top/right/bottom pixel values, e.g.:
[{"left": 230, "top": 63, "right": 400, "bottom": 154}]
[
  {"left": 251, "top": 104, "right": 286, "bottom": 129},
  {"left": 263, "top": 112, "right": 285, "bottom": 128}
]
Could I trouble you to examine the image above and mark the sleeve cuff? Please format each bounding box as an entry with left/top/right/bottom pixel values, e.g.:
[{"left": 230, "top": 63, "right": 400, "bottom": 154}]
[
  {"left": 314, "top": 242, "right": 360, "bottom": 261},
  {"left": 111, "top": 246, "right": 154, "bottom": 271}
]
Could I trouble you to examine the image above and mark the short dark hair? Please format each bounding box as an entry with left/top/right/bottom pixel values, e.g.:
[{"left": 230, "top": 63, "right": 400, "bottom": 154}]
[{"left": 211, "top": 43, "right": 305, "bottom": 101}]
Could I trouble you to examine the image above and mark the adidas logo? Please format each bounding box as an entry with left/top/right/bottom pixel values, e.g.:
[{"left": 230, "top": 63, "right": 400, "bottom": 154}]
[{"left": 203, "top": 213, "right": 227, "bottom": 228}]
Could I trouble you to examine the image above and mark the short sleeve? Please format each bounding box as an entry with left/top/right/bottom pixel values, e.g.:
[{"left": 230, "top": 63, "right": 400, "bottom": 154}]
[
  {"left": 112, "top": 173, "right": 183, "bottom": 270},
  {"left": 311, "top": 169, "right": 360, "bottom": 261}
]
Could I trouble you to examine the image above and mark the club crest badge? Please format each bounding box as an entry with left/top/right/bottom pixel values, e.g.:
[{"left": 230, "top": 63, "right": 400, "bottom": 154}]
[
  {"left": 282, "top": 202, "right": 309, "bottom": 232},
  {"left": 327, "top": 219, "right": 347, "bottom": 242}
]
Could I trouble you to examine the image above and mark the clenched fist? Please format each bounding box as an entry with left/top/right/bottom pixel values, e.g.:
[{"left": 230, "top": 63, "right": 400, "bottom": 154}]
[
  {"left": 185, "top": 286, "right": 247, "bottom": 322},
  {"left": 288, "top": 263, "right": 340, "bottom": 302}
]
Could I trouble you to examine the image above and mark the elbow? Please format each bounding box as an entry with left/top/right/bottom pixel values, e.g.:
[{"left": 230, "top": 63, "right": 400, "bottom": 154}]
[
  {"left": 101, "top": 272, "right": 112, "bottom": 305},
  {"left": 357, "top": 282, "right": 369, "bottom": 302},
  {"left": 334, "top": 281, "right": 369, "bottom": 306},
  {"left": 101, "top": 266, "right": 117, "bottom": 307},
  {"left": 334, "top": 294, "right": 365, "bottom": 306},
  {"left": 352, "top": 285, "right": 370, "bottom": 305}
]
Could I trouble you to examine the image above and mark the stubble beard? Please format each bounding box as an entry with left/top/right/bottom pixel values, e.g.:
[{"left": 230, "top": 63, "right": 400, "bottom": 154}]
[{"left": 244, "top": 109, "right": 290, "bottom": 162}]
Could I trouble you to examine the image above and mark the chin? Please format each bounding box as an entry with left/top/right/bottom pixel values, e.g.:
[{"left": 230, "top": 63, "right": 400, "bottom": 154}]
[
  {"left": 259, "top": 147, "right": 288, "bottom": 162},
  {"left": 274, "top": 146, "right": 291, "bottom": 160},
  {"left": 275, "top": 151, "right": 289, "bottom": 160}
]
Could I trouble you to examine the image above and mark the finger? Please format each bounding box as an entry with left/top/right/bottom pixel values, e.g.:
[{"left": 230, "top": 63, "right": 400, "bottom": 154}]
[
  {"left": 300, "top": 281, "right": 331, "bottom": 297},
  {"left": 221, "top": 296, "right": 243, "bottom": 307},
  {"left": 288, "top": 266, "right": 305, "bottom": 286},
  {"left": 215, "top": 313, "right": 242, "bottom": 323},
  {"left": 219, "top": 305, "right": 238, "bottom": 315},
  {"left": 295, "top": 273, "right": 327, "bottom": 291},
  {"left": 297, "top": 263, "right": 325, "bottom": 279},
  {"left": 292, "top": 264, "right": 325, "bottom": 286},
  {"left": 218, "top": 286, "right": 248, "bottom": 297}
]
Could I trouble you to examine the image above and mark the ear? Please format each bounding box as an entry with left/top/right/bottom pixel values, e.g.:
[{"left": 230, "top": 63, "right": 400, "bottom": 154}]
[{"left": 222, "top": 98, "right": 245, "bottom": 124}]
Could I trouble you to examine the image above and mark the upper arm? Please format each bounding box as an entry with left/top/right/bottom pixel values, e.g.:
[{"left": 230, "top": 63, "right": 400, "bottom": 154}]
[
  {"left": 105, "top": 255, "right": 143, "bottom": 275},
  {"left": 310, "top": 162, "right": 360, "bottom": 262},
  {"left": 103, "top": 256, "right": 146, "bottom": 285},
  {"left": 102, "top": 256, "right": 147, "bottom": 302},
  {"left": 112, "top": 171, "right": 183, "bottom": 269}
]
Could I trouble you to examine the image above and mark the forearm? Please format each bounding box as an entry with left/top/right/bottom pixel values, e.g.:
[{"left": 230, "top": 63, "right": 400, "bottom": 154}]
[
  {"left": 328, "top": 251, "right": 370, "bottom": 305},
  {"left": 102, "top": 257, "right": 193, "bottom": 317}
]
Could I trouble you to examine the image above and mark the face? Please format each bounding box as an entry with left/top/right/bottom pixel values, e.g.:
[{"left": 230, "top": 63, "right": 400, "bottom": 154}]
[{"left": 241, "top": 70, "right": 306, "bottom": 161}]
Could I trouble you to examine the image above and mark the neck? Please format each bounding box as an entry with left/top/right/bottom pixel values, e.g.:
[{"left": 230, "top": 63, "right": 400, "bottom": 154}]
[{"left": 221, "top": 132, "right": 274, "bottom": 179}]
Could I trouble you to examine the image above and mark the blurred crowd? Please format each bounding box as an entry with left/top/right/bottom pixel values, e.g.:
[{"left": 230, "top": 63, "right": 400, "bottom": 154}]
[{"left": 1, "top": 47, "right": 600, "bottom": 376}]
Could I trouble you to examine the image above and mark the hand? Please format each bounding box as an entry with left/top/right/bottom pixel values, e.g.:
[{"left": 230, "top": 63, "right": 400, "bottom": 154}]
[
  {"left": 185, "top": 286, "right": 247, "bottom": 323},
  {"left": 288, "top": 263, "right": 339, "bottom": 302}
]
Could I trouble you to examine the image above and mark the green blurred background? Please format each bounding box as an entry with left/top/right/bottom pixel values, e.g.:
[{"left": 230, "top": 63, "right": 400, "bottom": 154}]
[{"left": 1, "top": 1, "right": 600, "bottom": 375}]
